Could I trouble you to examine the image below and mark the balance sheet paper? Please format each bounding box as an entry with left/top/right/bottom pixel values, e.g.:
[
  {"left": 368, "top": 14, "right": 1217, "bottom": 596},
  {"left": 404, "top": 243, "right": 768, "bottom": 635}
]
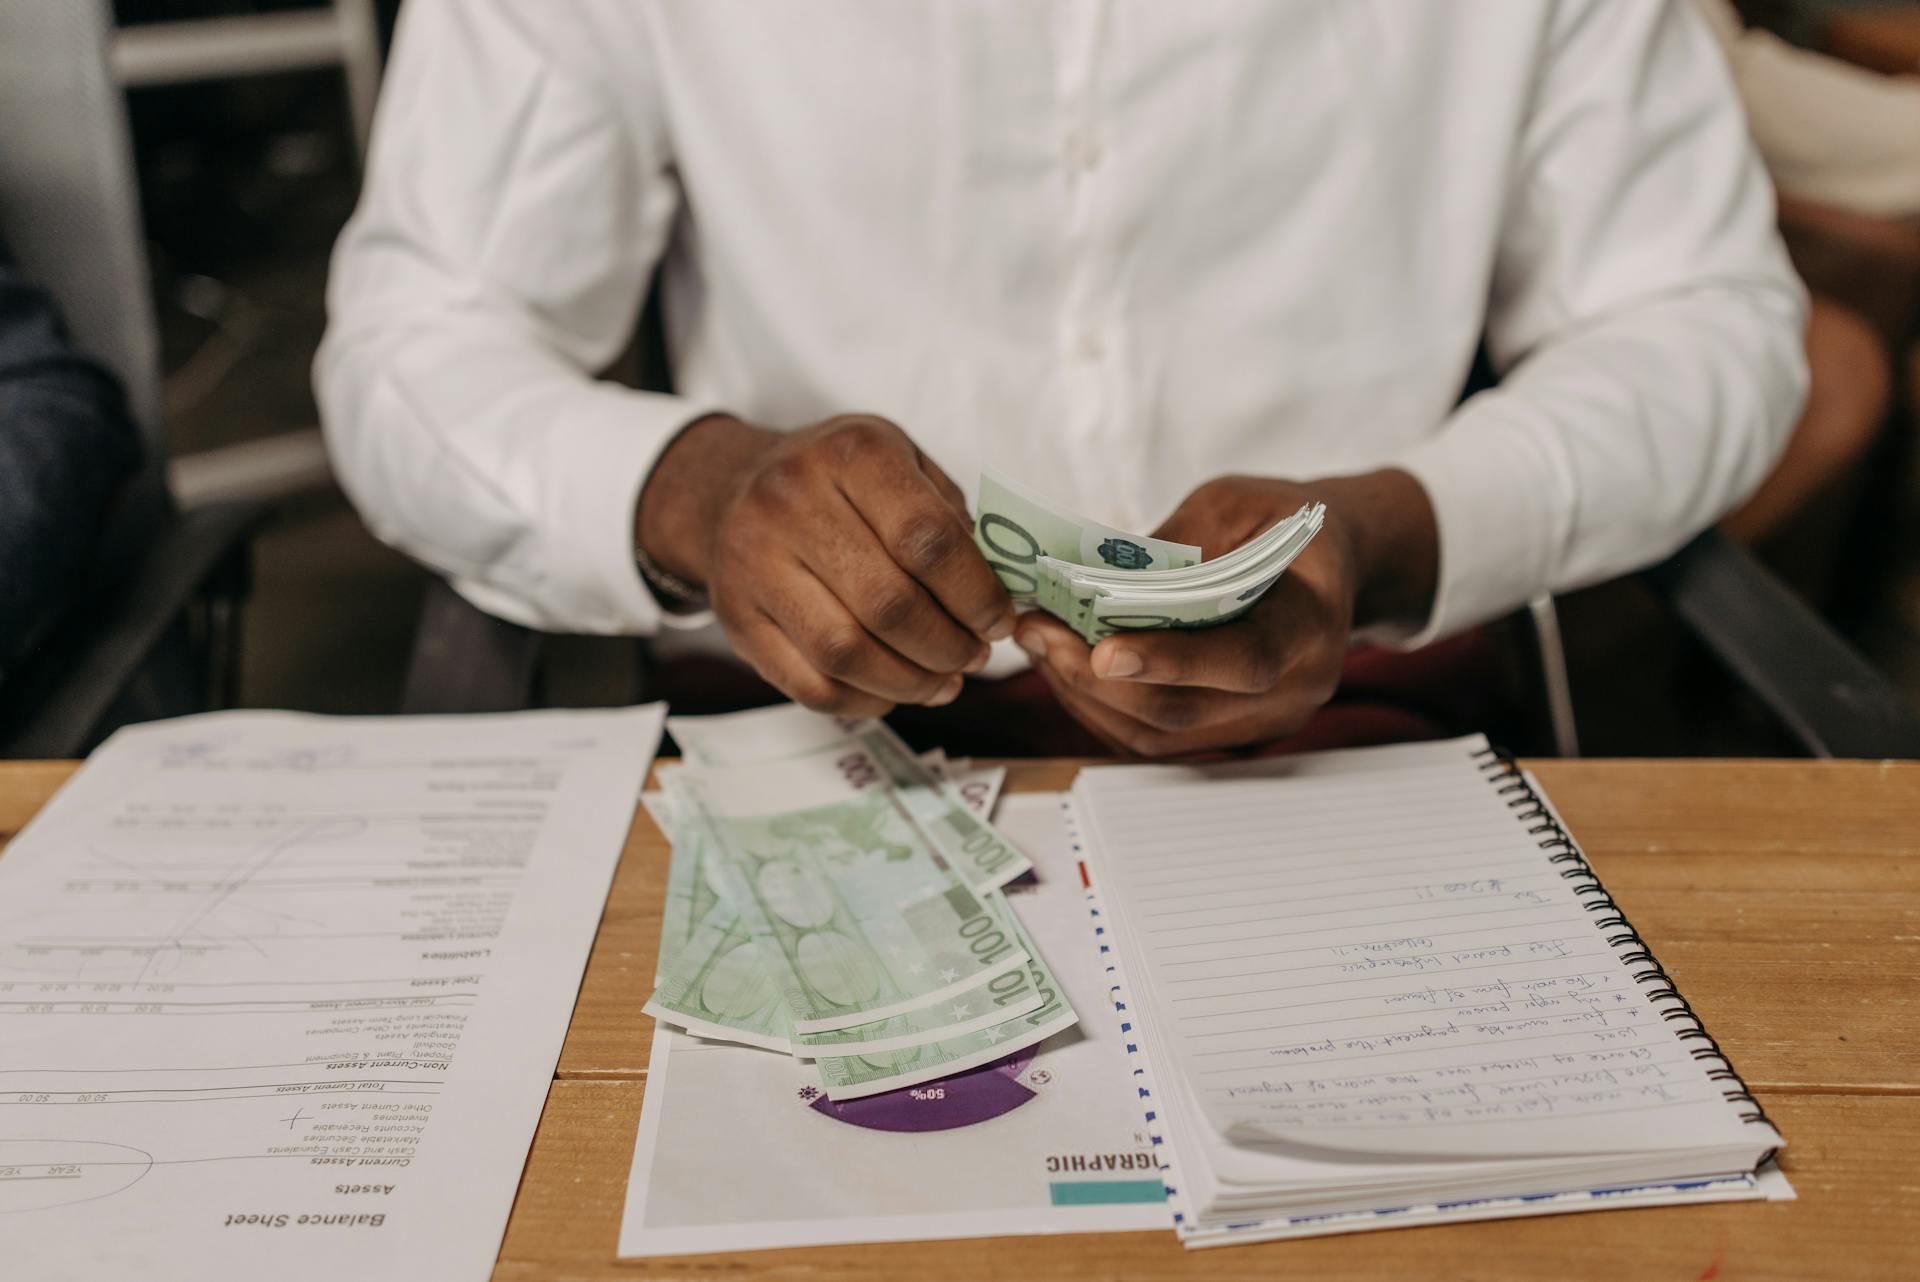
[{"left": 0, "top": 706, "right": 666, "bottom": 1282}]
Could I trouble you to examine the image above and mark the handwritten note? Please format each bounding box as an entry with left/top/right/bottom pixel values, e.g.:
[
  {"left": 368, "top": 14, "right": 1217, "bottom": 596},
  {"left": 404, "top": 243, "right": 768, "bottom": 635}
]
[{"left": 1073, "top": 739, "right": 1763, "bottom": 1159}]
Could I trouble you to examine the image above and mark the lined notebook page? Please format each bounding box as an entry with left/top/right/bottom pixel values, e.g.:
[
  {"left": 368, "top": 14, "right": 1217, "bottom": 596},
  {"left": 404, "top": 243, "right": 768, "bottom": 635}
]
[{"left": 1074, "top": 737, "right": 1762, "bottom": 1160}]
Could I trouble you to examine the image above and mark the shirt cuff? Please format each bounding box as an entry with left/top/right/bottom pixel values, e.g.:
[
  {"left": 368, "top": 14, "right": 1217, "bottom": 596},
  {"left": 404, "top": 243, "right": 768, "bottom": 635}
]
[
  {"left": 455, "top": 390, "right": 719, "bottom": 636},
  {"left": 1382, "top": 391, "right": 1572, "bottom": 650}
]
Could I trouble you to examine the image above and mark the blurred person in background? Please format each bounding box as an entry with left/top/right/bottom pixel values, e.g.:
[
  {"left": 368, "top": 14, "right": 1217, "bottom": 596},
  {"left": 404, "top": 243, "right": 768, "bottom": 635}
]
[
  {"left": 1696, "top": 0, "right": 1920, "bottom": 543},
  {"left": 0, "top": 236, "right": 141, "bottom": 674},
  {"left": 319, "top": 1, "right": 1807, "bottom": 757},
  {"left": 1696, "top": 0, "right": 1920, "bottom": 221}
]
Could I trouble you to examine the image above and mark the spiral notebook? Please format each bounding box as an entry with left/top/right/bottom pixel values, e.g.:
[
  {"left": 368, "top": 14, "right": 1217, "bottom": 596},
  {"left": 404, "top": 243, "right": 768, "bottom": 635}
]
[{"left": 1070, "top": 735, "right": 1787, "bottom": 1246}]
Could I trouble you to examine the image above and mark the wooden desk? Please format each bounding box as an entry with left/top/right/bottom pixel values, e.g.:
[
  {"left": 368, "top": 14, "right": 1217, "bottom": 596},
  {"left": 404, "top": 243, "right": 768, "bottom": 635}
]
[{"left": 4, "top": 759, "right": 1917, "bottom": 1280}]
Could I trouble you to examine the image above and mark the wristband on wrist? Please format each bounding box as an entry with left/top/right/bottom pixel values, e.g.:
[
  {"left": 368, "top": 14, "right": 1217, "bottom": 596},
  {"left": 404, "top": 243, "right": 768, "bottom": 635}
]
[{"left": 632, "top": 538, "right": 708, "bottom": 611}]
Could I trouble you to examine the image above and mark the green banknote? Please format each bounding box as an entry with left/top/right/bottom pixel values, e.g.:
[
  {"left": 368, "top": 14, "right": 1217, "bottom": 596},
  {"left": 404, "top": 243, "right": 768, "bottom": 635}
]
[
  {"left": 668, "top": 707, "right": 1033, "bottom": 889},
  {"left": 649, "top": 750, "right": 988, "bottom": 975},
  {"left": 791, "top": 933, "right": 1042, "bottom": 1054},
  {"left": 929, "top": 758, "right": 1006, "bottom": 823},
  {"left": 845, "top": 721, "right": 1031, "bottom": 889},
  {"left": 643, "top": 791, "right": 691, "bottom": 979},
  {"left": 813, "top": 899, "right": 1079, "bottom": 1101},
  {"left": 646, "top": 767, "right": 728, "bottom": 979},
  {"left": 973, "top": 472, "right": 1201, "bottom": 610},
  {"left": 972, "top": 470, "right": 1324, "bottom": 642},
  {"left": 642, "top": 899, "right": 794, "bottom": 1052},
  {"left": 648, "top": 889, "right": 1031, "bottom": 1058},
  {"left": 645, "top": 844, "right": 1036, "bottom": 1059},
  {"left": 642, "top": 748, "right": 1016, "bottom": 1053},
  {"left": 664, "top": 754, "right": 1029, "bottom": 1035}
]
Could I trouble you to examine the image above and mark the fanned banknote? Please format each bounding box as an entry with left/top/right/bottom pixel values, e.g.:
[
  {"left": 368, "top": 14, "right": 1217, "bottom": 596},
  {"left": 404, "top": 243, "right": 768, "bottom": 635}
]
[
  {"left": 923, "top": 756, "right": 1006, "bottom": 828},
  {"left": 646, "top": 705, "right": 1076, "bottom": 1084},
  {"left": 972, "top": 471, "right": 1325, "bottom": 643},
  {"left": 847, "top": 720, "right": 1031, "bottom": 889},
  {"left": 814, "top": 894, "right": 1079, "bottom": 1100},
  {"left": 649, "top": 750, "right": 994, "bottom": 980},
  {"left": 645, "top": 738, "right": 1014, "bottom": 1052},
  {"left": 644, "top": 775, "right": 723, "bottom": 980},
  {"left": 668, "top": 706, "right": 1032, "bottom": 890},
  {"left": 660, "top": 752, "right": 1029, "bottom": 1034},
  {"left": 790, "top": 935, "right": 1043, "bottom": 1056},
  {"left": 643, "top": 898, "right": 795, "bottom": 1052},
  {"left": 647, "top": 765, "right": 1029, "bottom": 1057}
]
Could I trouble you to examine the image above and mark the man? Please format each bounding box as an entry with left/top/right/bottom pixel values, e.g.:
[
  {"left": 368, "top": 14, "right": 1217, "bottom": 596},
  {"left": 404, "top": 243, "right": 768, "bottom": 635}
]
[
  {"left": 319, "top": 1, "right": 1807, "bottom": 756},
  {"left": 0, "top": 236, "right": 140, "bottom": 671}
]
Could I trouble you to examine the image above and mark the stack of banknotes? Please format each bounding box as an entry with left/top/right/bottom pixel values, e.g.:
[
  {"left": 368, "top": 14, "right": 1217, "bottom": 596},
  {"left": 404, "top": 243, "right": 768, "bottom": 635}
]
[
  {"left": 642, "top": 705, "right": 1078, "bottom": 1101},
  {"left": 973, "top": 471, "right": 1326, "bottom": 643}
]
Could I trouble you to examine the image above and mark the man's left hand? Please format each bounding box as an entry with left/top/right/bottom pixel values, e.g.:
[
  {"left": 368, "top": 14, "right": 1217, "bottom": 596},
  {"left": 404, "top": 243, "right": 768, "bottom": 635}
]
[{"left": 1014, "top": 470, "right": 1438, "bottom": 757}]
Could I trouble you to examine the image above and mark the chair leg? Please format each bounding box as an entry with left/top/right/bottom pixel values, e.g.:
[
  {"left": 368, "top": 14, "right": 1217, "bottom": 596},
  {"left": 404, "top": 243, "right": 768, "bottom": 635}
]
[
  {"left": 197, "top": 539, "right": 252, "bottom": 709},
  {"left": 1525, "top": 596, "right": 1580, "bottom": 758},
  {"left": 400, "top": 578, "right": 543, "bottom": 714}
]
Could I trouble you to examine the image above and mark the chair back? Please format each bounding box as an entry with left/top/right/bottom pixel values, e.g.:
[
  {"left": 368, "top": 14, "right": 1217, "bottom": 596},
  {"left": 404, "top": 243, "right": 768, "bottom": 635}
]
[{"left": 0, "top": 0, "right": 163, "bottom": 449}]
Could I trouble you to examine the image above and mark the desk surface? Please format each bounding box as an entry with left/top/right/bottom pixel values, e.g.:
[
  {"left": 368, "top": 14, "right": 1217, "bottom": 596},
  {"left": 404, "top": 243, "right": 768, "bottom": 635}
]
[{"left": 3, "top": 757, "right": 1917, "bottom": 1280}]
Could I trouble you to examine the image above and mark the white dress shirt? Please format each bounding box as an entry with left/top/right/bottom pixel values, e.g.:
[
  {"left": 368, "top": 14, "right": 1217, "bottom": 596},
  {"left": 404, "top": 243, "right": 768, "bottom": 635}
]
[{"left": 317, "top": 0, "right": 1806, "bottom": 652}]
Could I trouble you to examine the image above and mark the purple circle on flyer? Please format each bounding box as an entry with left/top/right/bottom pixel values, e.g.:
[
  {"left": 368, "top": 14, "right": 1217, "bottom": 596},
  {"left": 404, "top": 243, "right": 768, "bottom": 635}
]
[{"left": 807, "top": 1050, "right": 1038, "bottom": 1133}]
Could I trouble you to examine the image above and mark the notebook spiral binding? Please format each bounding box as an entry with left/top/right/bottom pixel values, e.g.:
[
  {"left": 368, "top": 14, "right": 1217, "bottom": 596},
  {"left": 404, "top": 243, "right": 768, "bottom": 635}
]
[{"left": 1472, "top": 745, "right": 1777, "bottom": 1140}]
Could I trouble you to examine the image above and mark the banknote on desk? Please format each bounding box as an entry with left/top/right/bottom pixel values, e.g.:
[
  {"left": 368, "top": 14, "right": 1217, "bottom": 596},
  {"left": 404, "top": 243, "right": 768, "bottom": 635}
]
[{"left": 643, "top": 706, "right": 1077, "bottom": 1099}]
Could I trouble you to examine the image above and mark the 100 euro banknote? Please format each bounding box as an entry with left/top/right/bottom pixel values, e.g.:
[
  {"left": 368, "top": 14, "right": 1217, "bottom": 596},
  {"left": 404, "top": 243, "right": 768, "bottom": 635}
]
[
  {"left": 658, "top": 751, "right": 1028, "bottom": 1034},
  {"left": 972, "top": 471, "right": 1201, "bottom": 607},
  {"left": 668, "top": 706, "right": 1032, "bottom": 889},
  {"left": 641, "top": 711, "right": 1078, "bottom": 1089},
  {"left": 644, "top": 897, "right": 796, "bottom": 1052},
  {"left": 972, "top": 470, "right": 1323, "bottom": 642},
  {"left": 814, "top": 888, "right": 1079, "bottom": 1100},
  {"left": 644, "top": 747, "right": 1011, "bottom": 1052}
]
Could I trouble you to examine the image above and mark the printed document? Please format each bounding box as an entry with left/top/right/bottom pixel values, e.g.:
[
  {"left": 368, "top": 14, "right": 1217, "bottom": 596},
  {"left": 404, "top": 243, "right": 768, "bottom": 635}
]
[{"left": 0, "top": 707, "right": 664, "bottom": 1281}]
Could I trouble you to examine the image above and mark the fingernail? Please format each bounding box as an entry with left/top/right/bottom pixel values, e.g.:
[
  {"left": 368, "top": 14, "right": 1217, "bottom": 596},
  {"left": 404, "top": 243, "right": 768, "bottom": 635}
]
[
  {"left": 928, "top": 676, "right": 964, "bottom": 706},
  {"left": 963, "top": 646, "right": 990, "bottom": 674},
  {"left": 1099, "top": 648, "right": 1143, "bottom": 679},
  {"left": 1018, "top": 631, "right": 1047, "bottom": 661},
  {"left": 986, "top": 614, "right": 1016, "bottom": 642}
]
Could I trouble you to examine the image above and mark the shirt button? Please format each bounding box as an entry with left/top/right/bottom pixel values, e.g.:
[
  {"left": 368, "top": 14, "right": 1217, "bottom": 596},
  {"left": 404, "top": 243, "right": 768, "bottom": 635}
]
[{"left": 1077, "top": 331, "right": 1106, "bottom": 361}]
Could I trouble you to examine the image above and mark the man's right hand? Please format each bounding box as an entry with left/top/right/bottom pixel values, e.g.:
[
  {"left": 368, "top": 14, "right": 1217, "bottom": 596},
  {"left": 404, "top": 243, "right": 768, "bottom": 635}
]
[{"left": 635, "top": 413, "right": 1015, "bottom": 716}]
